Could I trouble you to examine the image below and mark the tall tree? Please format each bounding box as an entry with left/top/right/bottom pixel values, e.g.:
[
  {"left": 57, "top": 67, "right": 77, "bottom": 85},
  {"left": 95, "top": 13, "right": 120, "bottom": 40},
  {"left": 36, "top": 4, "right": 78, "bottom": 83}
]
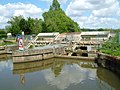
[
  {"left": 43, "top": 0, "right": 80, "bottom": 33},
  {"left": 50, "top": 0, "right": 60, "bottom": 10}
]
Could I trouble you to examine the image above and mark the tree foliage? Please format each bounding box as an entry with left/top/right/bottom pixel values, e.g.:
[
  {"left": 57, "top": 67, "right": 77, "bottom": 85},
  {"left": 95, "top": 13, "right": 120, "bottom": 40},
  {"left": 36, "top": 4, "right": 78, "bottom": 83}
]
[
  {"left": 6, "top": 16, "right": 44, "bottom": 36},
  {"left": 7, "top": 16, "right": 22, "bottom": 36},
  {"left": 50, "top": 0, "right": 60, "bottom": 10},
  {"left": 43, "top": 0, "right": 80, "bottom": 33}
]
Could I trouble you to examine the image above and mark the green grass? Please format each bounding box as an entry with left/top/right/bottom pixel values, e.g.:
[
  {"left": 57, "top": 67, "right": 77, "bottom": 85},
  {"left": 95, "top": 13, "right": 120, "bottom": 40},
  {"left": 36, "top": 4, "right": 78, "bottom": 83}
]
[
  {"left": 100, "top": 49, "right": 120, "bottom": 56},
  {"left": 0, "top": 41, "right": 17, "bottom": 46},
  {"left": 100, "top": 32, "right": 120, "bottom": 56}
]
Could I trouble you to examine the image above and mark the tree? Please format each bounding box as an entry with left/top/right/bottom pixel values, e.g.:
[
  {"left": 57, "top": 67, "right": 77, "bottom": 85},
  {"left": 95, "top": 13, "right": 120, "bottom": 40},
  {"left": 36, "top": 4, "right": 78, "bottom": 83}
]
[
  {"left": 43, "top": 0, "right": 80, "bottom": 33},
  {"left": 7, "top": 16, "right": 23, "bottom": 36},
  {"left": 27, "top": 17, "right": 43, "bottom": 34},
  {"left": 6, "top": 16, "right": 44, "bottom": 36},
  {"left": 19, "top": 18, "right": 27, "bottom": 33},
  {"left": 50, "top": 0, "right": 60, "bottom": 10}
]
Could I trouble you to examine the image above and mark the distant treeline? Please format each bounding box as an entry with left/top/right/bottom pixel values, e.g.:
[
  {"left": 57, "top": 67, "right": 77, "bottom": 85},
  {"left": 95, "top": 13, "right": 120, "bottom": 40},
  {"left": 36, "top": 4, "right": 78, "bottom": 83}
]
[
  {"left": 81, "top": 28, "right": 120, "bottom": 32},
  {"left": 0, "top": 29, "right": 7, "bottom": 39}
]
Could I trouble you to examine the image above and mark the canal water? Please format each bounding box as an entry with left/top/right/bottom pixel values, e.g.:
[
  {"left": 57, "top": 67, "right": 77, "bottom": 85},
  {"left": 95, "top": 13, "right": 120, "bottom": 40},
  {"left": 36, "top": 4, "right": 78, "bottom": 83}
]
[{"left": 0, "top": 54, "right": 120, "bottom": 90}]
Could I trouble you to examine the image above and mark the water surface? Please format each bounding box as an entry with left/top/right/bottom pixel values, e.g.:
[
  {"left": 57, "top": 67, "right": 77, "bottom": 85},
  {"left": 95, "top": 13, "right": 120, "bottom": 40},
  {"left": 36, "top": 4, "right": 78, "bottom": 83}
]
[{"left": 0, "top": 55, "right": 120, "bottom": 90}]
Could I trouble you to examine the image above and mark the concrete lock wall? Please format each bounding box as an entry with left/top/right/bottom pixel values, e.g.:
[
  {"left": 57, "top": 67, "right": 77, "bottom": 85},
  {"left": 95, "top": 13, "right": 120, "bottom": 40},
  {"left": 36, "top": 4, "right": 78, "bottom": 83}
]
[
  {"left": 43, "top": 53, "right": 54, "bottom": 60},
  {"left": 13, "top": 46, "right": 66, "bottom": 63},
  {"left": 96, "top": 53, "right": 120, "bottom": 76},
  {"left": 13, "top": 55, "right": 43, "bottom": 63}
]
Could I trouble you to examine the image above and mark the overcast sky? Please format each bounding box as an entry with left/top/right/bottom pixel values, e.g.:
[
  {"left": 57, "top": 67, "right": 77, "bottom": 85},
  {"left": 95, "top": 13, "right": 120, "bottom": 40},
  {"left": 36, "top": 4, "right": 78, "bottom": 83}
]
[{"left": 0, "top": 0, "right": 120, "bottom": 29}]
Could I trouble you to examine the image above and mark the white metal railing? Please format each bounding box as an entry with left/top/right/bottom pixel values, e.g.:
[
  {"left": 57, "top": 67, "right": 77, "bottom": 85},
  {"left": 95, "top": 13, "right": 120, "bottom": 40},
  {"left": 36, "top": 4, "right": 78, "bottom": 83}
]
[{"left": 25, "top": 35, "right": 39, "bottom": 49}]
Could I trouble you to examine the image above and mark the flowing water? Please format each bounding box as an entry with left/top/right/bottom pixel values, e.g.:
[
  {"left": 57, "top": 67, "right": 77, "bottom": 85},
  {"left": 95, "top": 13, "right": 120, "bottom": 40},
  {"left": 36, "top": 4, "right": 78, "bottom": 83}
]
[{"left": 0, "top": 54, "right": 120, "bottom": 90}]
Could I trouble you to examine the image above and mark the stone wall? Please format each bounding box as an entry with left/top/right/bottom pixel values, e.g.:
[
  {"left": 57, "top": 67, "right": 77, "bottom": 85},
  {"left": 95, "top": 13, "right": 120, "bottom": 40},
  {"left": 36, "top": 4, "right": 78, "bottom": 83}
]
[{"left": 13, "top": 55, "right": 43, "bottom": 63}]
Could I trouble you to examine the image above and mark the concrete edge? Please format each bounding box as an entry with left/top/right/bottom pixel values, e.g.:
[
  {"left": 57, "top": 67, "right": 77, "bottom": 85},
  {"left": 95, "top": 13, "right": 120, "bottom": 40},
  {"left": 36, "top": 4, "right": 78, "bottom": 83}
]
[{"left": 54, "top": 55, "right": 95, "bottom": 61}]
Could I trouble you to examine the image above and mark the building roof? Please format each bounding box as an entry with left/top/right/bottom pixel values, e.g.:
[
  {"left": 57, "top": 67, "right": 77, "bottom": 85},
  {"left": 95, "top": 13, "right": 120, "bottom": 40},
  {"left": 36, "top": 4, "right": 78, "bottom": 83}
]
[{"left": 81, "top": 31, "right": 110, "bottom": 36}]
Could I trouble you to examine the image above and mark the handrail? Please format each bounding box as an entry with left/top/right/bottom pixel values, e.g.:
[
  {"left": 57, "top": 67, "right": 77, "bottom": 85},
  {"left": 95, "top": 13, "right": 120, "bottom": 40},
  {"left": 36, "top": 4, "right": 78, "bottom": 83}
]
[{"left": 25, "top": 35, "right": 39, "bottom": 49}]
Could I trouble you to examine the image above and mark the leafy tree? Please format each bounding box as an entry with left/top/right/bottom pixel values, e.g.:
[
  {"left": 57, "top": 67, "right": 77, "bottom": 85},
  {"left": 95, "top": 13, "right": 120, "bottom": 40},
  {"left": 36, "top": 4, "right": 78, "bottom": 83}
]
[
  {"left": 26, "top": 17, "right": 43, "bottom": 34},
  {"left": 7, "top": 16, "right": 23, "bottom": 36},
  {"left": 43, "top": 0, "right": 80, "bottom": 33},
  {"left": 50, "top": 0, "right": 60, "bottom": 10},
  {"left": 19, "top": 18, "right": 28, "bottom": 34},
  {"left": 6, "top": 16, "right": 44, "bottom": 36},
  {"left": 31, "top": 18, "right": 43, "bottom": 34}
]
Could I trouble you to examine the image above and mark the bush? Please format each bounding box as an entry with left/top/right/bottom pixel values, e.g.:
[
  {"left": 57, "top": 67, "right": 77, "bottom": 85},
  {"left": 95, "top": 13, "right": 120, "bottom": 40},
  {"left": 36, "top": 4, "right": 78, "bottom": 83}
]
[
  {"left": 0, "top": 34, "right": 7, "bottom": 39},
  {"left": 0, "top": 30, "right": 6, "bottom": 34},
  {"left": 0, "top": 30, "right": 7, "bottom": 39}
]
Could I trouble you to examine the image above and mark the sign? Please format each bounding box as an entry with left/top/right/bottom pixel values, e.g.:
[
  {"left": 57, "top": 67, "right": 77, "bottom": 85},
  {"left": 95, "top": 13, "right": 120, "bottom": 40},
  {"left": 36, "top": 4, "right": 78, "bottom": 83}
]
[{"left": 18, "top": 38, "right": 24, "bottom": 51}]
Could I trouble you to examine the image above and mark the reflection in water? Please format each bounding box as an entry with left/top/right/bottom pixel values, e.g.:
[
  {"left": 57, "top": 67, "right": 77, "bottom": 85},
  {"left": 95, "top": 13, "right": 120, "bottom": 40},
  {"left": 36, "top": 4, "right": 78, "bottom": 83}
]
[
  {"left": 44, "top": 63, "right": 97, "bottom": 90},
  {"left": 97, "top": 67, "right": 120, "bottom": 90},
  {"left": 0, "top": 54, "right": 11, "bottom": 61},
  {"left": 0, "top": 60, "right": 12, "bottom": 72},
  {"left": 13, "top": 59, "right": 55, "bottom": 74},
  {"left": 0, "top": 56, "right": 120, "bottom": 90},
  {"left": 20, "top": 74, "right": 25, "bottom": 85},
  {"left": 51, "top": 60, "right": 64, "bottom": 77},
  {"left": 13, "top": 58, "right": 97, "bottom": 88}
]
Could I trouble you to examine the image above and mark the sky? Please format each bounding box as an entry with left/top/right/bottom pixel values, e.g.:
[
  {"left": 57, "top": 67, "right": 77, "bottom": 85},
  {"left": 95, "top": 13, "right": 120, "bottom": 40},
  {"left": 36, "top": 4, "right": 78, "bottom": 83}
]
[{"left": 0, "top": 0, "right": 120, "bottom": 29}]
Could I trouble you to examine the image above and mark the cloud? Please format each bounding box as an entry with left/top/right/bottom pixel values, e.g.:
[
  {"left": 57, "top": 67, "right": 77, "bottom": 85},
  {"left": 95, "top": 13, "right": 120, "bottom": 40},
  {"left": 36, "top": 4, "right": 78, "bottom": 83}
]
[
  {"left": 40, "top": 0, "right": 67, "bottom": 4},
  {"left": 66, "top": 0, "right": 120, "bottom": 29},
  {"left": 0, "top": 60, "right": 13, "bottom": 72},
  {"left": 44, "top": 64, "right": 97, "bottom": 90},
  {"left": 40, "top": 0, "right": 52, "bottom": 3},
  {"left": 0, "top": 2, "right": 43, "bottom": 28}
]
